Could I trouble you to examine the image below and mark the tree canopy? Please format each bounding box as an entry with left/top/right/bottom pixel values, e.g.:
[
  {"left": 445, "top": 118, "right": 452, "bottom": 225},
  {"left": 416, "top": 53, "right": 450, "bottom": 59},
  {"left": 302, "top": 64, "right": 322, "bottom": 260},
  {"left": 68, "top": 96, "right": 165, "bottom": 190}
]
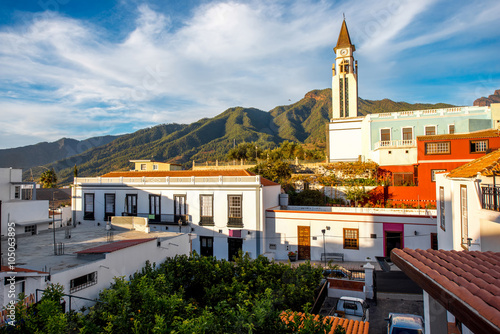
[
  {"left": 4, "top": 253, "right": 335, "bottom": 333},
  {"left": 40, "top": 168, "right": 57, "bottom": 188}
]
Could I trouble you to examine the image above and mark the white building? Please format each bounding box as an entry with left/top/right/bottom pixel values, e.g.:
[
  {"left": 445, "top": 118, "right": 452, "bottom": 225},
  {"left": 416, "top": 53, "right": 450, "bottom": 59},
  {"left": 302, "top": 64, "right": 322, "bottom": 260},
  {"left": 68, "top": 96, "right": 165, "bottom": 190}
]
[
  {"left": 0, "top": 221, "right": 189, "bottom": 312},
  {"left": 72, "top": 170, "right": 281, "bottom": 260},
  {"left": 327, "top": 20, "right": 500, "bottom": 167},
  {"left": 265, "top": 205, "right": 437, "bottom": 261},
  {"left": 436, "top": 149, "right": 500, "bottom": 251},
  {"left": 0, "top": 168, "right": 51, "bottom": 236}
]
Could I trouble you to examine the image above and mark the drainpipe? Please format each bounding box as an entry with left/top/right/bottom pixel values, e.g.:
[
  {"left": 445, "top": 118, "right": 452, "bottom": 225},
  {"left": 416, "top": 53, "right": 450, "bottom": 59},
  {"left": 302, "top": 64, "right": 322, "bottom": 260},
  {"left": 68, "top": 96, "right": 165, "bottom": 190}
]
[{"left": 255, "top": 184, "right": 262, "bottom": 257}]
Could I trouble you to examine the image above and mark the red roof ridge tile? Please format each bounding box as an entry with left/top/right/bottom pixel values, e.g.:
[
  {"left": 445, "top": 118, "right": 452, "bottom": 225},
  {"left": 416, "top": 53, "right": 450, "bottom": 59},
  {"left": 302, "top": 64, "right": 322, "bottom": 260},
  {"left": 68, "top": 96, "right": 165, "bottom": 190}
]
[{"left": 76, "top": 238, "right": 155, "bottom": 254}]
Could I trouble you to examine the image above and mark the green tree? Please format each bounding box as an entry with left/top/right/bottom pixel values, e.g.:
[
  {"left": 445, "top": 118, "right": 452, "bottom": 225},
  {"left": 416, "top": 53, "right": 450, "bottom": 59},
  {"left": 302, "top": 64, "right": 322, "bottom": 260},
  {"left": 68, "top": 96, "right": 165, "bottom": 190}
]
[
  {"left": 249, "top": 161, "right": 292, "bottom": 185},
  {"left": 344, "top": 185, "right": 370, "bottom": 206},
  {"left": 40, "top": 168, "right": 57, "bottom": 188},
  {"left": 289, "top": 189, "right": 327, "bottom": 206}
]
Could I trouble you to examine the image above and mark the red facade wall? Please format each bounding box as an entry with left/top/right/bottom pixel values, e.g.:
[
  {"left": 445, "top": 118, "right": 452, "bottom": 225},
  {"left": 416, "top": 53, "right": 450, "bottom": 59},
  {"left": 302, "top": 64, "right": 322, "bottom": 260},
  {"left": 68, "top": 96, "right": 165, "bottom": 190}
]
[{"left": 371, "top": 134, "right": 500, "bottom": 204}]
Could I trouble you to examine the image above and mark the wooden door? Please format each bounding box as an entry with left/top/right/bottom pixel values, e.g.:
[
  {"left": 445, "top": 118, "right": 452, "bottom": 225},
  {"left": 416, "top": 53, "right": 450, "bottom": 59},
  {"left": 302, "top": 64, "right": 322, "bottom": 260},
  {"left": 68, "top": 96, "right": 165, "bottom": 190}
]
[{"left": 297, "top": 226, "right": 311, "bottom": 260}]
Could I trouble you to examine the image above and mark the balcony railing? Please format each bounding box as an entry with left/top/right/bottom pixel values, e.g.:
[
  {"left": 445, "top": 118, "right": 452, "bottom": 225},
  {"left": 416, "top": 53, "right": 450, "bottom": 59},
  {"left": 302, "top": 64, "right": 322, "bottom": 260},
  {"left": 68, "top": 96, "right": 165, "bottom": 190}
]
[
  {"left": 374, "top": 140, "right": 416, "bottom": 150},
  {"left": 125, "top": 213, "right": 190, "bottom": 225},
  {"left": 481, "top": 185, "right": 500, "bottom": 211}
]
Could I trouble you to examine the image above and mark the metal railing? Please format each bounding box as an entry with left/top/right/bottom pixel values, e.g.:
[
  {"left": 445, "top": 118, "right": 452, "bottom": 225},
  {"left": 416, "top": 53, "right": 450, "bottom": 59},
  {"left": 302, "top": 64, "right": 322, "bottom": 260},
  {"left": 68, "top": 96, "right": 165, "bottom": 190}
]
[{"left": 481, "top": 185, "right": 500, "bottom": 211}]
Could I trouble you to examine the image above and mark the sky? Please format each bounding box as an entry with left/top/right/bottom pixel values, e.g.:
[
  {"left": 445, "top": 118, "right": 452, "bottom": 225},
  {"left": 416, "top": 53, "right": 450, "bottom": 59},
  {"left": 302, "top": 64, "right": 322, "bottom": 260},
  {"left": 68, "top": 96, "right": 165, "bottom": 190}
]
[{"left": 0, "top": 0, "right": 499, "bottom": 149}]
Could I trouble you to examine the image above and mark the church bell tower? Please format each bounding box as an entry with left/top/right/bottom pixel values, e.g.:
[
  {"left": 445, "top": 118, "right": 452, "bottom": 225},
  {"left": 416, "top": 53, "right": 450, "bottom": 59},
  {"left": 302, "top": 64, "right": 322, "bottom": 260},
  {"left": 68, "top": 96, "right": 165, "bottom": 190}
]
[{"left": 332, "top": 19, "right": 358, "bottom": 118}]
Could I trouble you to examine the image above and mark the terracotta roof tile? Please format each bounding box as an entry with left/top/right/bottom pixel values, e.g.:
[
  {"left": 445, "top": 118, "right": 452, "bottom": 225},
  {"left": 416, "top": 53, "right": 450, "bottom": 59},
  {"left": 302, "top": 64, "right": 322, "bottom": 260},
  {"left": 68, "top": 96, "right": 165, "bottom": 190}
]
[
  {"left": 447, "top": 148, "right": 500, "bottom": 178},
  {"left": 392, "top": 248, "right": 500, "bottom": 333},
  {"left": 418, "top": 129, "right": 500, "bottom": 141},
  {"left": 0, "top": 266, "right": 48, "bottom": 274},
  {"left": 76, "top": 238, "right": 155, "bottom": 254},
  {"left": 280, "top": 311, "right": 368, "bottom": 334}
]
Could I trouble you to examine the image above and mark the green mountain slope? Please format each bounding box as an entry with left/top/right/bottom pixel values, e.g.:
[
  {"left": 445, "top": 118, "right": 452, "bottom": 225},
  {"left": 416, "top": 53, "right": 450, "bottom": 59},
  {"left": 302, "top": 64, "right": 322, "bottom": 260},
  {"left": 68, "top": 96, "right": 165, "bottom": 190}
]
[
  {"left": 0, "top": 135, "right": 119, "bottom": 170},
  {"left": 21, "top": 88, "right": 455, "bottom": 185}
]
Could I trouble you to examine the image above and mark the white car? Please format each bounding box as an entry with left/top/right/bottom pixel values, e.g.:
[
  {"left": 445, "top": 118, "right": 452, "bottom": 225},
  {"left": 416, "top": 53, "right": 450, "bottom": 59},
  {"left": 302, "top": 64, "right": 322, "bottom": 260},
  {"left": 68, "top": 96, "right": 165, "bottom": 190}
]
[{"left": 330, "top": 296, "right": 369, "bottom": 322}]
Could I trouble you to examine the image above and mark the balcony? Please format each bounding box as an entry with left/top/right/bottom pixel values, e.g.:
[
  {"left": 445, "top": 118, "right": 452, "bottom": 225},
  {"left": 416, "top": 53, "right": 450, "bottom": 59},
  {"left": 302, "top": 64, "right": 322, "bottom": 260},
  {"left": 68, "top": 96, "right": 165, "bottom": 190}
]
[
  {"left": 481, "top": 185, "right": 500, "bottom": 212},
  {"left": 374, "top": 140, "right": 416, "bottom": 150},
  {"left": 125, "top": 213, "right": 190, "bottom": 225}
]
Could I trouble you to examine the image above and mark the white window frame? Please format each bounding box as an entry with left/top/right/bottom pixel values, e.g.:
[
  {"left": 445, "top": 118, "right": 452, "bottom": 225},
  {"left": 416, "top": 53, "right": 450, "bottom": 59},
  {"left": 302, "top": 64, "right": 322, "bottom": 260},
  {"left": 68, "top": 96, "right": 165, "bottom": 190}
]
[
  {"left": 448, "top": 124, "right": 455, "bottom": 134},
  {"left": 153, "top": 164, "right": 158, "bottom": 170},
  {"left": 424, "top": 125, "right": 437, "bottom": 136},
  {"left": 460, "top": 185, "right": 468, "bottom": 247},
  {"left": 14, "top": 186, "right": 20, "bottom": 199},
  {"left": 431, "top": 169, "right": 446, "bottom": 182},
  {"left": 84, "top": 193, "right": 95, "bottom": 220},
  {"left": 140, "top": 163, "right": 147, "bottom": 171},
  {"left": 439, "top": 187, "right": 445, "bottom": 231}
]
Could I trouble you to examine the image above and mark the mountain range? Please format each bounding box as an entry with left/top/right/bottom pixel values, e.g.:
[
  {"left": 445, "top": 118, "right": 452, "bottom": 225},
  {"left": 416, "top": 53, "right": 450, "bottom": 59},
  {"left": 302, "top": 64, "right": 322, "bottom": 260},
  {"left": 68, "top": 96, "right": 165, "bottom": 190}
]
[{"left": 2, "top": 88, "right": 457, "bottom": 185}]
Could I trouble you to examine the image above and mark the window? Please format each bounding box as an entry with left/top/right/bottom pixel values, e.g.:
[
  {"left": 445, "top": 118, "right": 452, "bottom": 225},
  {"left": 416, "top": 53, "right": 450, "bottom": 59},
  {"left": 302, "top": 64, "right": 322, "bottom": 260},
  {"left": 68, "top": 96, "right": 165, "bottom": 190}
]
[
  {"left": 149, "top": 195, "right": 161, "bottom": 222},
  {"left": 200, "top": 236, "right": 214, "bottom": 257},
  {"left": 460, "top": 185, "right": 468, "bottom": 246},
  {"left": 380, "top": 128, "right": 391, "bottom": 142},
  {"left": 449, "top": 124, "right": 455, "bottom": 134},
  {"left": 393, "top": 173, "right": 414, "bottom": 186},
  {"left": 431, "top": 169, "right": 446, "bottom": 182},
  {"left": 125, "top": 194, "right": 138, "bottom": 216},
  {"left": 425, "top": 142, "right": 450, "bottom": 154},
  {"left": 140, "top": 163, "right": 147, "bottom": 170},
  {"left": 70, "top": 272, "right": 97, "bottom": 293},
  {"left": 425, "top": 125, "right": 436, "bottom": 136},
  {"left": 402, "top": 127, "right": 413, "bottom": 140},
  {"left": 25, "top": 225, "right": 36, "bottom": 235},
  {"left": 174, "top": 195, "right": 187, "bottom": 224},
  {"left": 228, "top": 195, "right": 243, "bottom": 227},
  {"left": 14, "top": 186, "right": 20, "bottom": 199},
  {"left": 470, "top": 140, "right": 488, "bottom": 153},
  {"left": 343, "top": 228, "right": 359, "bottom": 250},
  {"left": 431, "top": 233, "right": 438, "bottom": 250},
  {"left": 439, "top": 187, "right": 445, "bottom": 231},
  {"left": 200, "top": 195, "right": 214, "bottom": 225},
  {"left": 84, "top": 193, "right": 95, "bottom": 220},
  {"left": 104, "top": 194, "right": 115, "bottom": 221},
  {"left": 153, "top": 164, "right": 158, "bottom": 170},
  {"left": 340, "top": 59, "right": 350, "bottom": 73}
]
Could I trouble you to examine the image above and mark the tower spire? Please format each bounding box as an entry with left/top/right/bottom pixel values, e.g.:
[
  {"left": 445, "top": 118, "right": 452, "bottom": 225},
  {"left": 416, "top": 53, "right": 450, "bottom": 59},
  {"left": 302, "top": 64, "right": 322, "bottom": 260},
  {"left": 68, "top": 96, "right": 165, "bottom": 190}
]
[{"left": 334, "top": 19, "right": 355, "bottom": 53}]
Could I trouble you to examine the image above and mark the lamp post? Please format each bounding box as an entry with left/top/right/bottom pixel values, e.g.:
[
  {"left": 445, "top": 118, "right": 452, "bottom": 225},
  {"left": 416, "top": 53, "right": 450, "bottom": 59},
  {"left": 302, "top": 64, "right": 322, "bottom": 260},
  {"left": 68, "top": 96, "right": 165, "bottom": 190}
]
[{"left": 321, "top": 229, "right": 326, "bottom": 268}]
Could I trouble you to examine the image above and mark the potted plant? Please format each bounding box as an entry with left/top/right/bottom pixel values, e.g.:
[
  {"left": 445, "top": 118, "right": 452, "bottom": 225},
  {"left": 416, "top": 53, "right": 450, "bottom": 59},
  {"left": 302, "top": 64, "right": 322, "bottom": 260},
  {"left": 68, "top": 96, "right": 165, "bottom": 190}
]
[{"left": 288, "top": 251, "right": 297, "bottom": 261}]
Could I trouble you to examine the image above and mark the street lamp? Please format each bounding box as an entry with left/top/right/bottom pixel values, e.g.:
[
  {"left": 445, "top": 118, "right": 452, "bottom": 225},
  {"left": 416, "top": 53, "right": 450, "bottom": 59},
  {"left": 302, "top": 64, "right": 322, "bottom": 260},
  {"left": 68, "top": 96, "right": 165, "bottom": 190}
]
[{"left": 321, "top": 229, "right": 326, "bottom": 267}]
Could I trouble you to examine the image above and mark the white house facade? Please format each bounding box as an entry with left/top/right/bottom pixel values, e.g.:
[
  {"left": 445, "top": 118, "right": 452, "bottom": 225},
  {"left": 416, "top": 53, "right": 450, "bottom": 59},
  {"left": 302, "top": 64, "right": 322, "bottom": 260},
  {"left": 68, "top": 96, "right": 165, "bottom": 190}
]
[
  {"left": 72, "top": 170, "right": 281, "bottom": 261},
  {"left": 265, "top": 205, "right": 437, "bottom": 261},
  {"left": 0, "top": 168, "right": 50, "bottom": 237},
  {"left": 436, "top": 149, "right": 500, "bottom": 252}
]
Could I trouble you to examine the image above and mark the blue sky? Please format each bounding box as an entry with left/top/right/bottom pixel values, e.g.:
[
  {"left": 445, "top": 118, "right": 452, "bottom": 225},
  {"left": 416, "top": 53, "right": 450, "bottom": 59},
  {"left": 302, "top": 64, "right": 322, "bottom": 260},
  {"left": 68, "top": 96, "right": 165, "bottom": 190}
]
[{"left": 0, "top": 0, "right": 499, "bottom": 149}]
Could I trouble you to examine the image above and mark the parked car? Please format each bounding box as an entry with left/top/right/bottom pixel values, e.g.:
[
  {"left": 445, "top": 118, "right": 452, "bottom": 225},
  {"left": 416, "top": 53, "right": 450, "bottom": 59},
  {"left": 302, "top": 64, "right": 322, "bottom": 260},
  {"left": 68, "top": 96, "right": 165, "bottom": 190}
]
[
  {"left": 386, "top": 313, "right": 424, "bottom": 334},
  {"left": 329, "top": 296, "right": 369, "bottom": 322},
  {"left": 322, "top": 267, "right": 352, "bottom": 279}
]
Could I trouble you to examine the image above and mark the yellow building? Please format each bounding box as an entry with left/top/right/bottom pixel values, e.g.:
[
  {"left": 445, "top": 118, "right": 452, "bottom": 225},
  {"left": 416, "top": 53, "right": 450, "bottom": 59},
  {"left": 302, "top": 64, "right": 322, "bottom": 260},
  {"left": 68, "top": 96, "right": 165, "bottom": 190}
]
[{"left": 130, "top": 160, "right": 183, "bottom": 171}]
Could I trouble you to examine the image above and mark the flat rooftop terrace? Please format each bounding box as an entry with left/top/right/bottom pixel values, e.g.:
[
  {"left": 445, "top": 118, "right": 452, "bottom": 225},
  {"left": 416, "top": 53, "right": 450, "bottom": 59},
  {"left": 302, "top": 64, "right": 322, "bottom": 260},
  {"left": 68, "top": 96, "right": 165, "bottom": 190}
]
[{"left": 1, "top": 223, "right": 181, "bottom": 274}]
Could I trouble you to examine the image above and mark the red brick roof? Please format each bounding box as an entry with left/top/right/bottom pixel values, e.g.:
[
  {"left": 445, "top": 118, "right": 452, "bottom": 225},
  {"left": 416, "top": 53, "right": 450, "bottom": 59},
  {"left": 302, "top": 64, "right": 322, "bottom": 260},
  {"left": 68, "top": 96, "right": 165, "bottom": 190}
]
[
  {"left": 100, "top": 170, "right": 280, "bottom": 186},
  {"left": 417, "top": 129, "right": 500, "bottom": 141},
  {"left": 392, "top": 248, "right": 500, "bottom": 334},
  {"left": 280, "top": 311, "right": 368, "bottom": 334},
  {"left": 75, "top": 238, "right": 155, "bottom": 254},
  {"left": 447, "top": 148, "right": 500, "bottom": 178},
  {"left": 0, "top": 266, "right": 48, "bottom": 274}
]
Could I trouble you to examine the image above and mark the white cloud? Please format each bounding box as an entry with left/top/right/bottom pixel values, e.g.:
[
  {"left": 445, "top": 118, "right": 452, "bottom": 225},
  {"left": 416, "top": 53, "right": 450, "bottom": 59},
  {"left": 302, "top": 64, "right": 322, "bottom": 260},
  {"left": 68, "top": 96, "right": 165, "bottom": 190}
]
[{"left": 0, "top": 0, "right": 499, "bottom": 149}]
